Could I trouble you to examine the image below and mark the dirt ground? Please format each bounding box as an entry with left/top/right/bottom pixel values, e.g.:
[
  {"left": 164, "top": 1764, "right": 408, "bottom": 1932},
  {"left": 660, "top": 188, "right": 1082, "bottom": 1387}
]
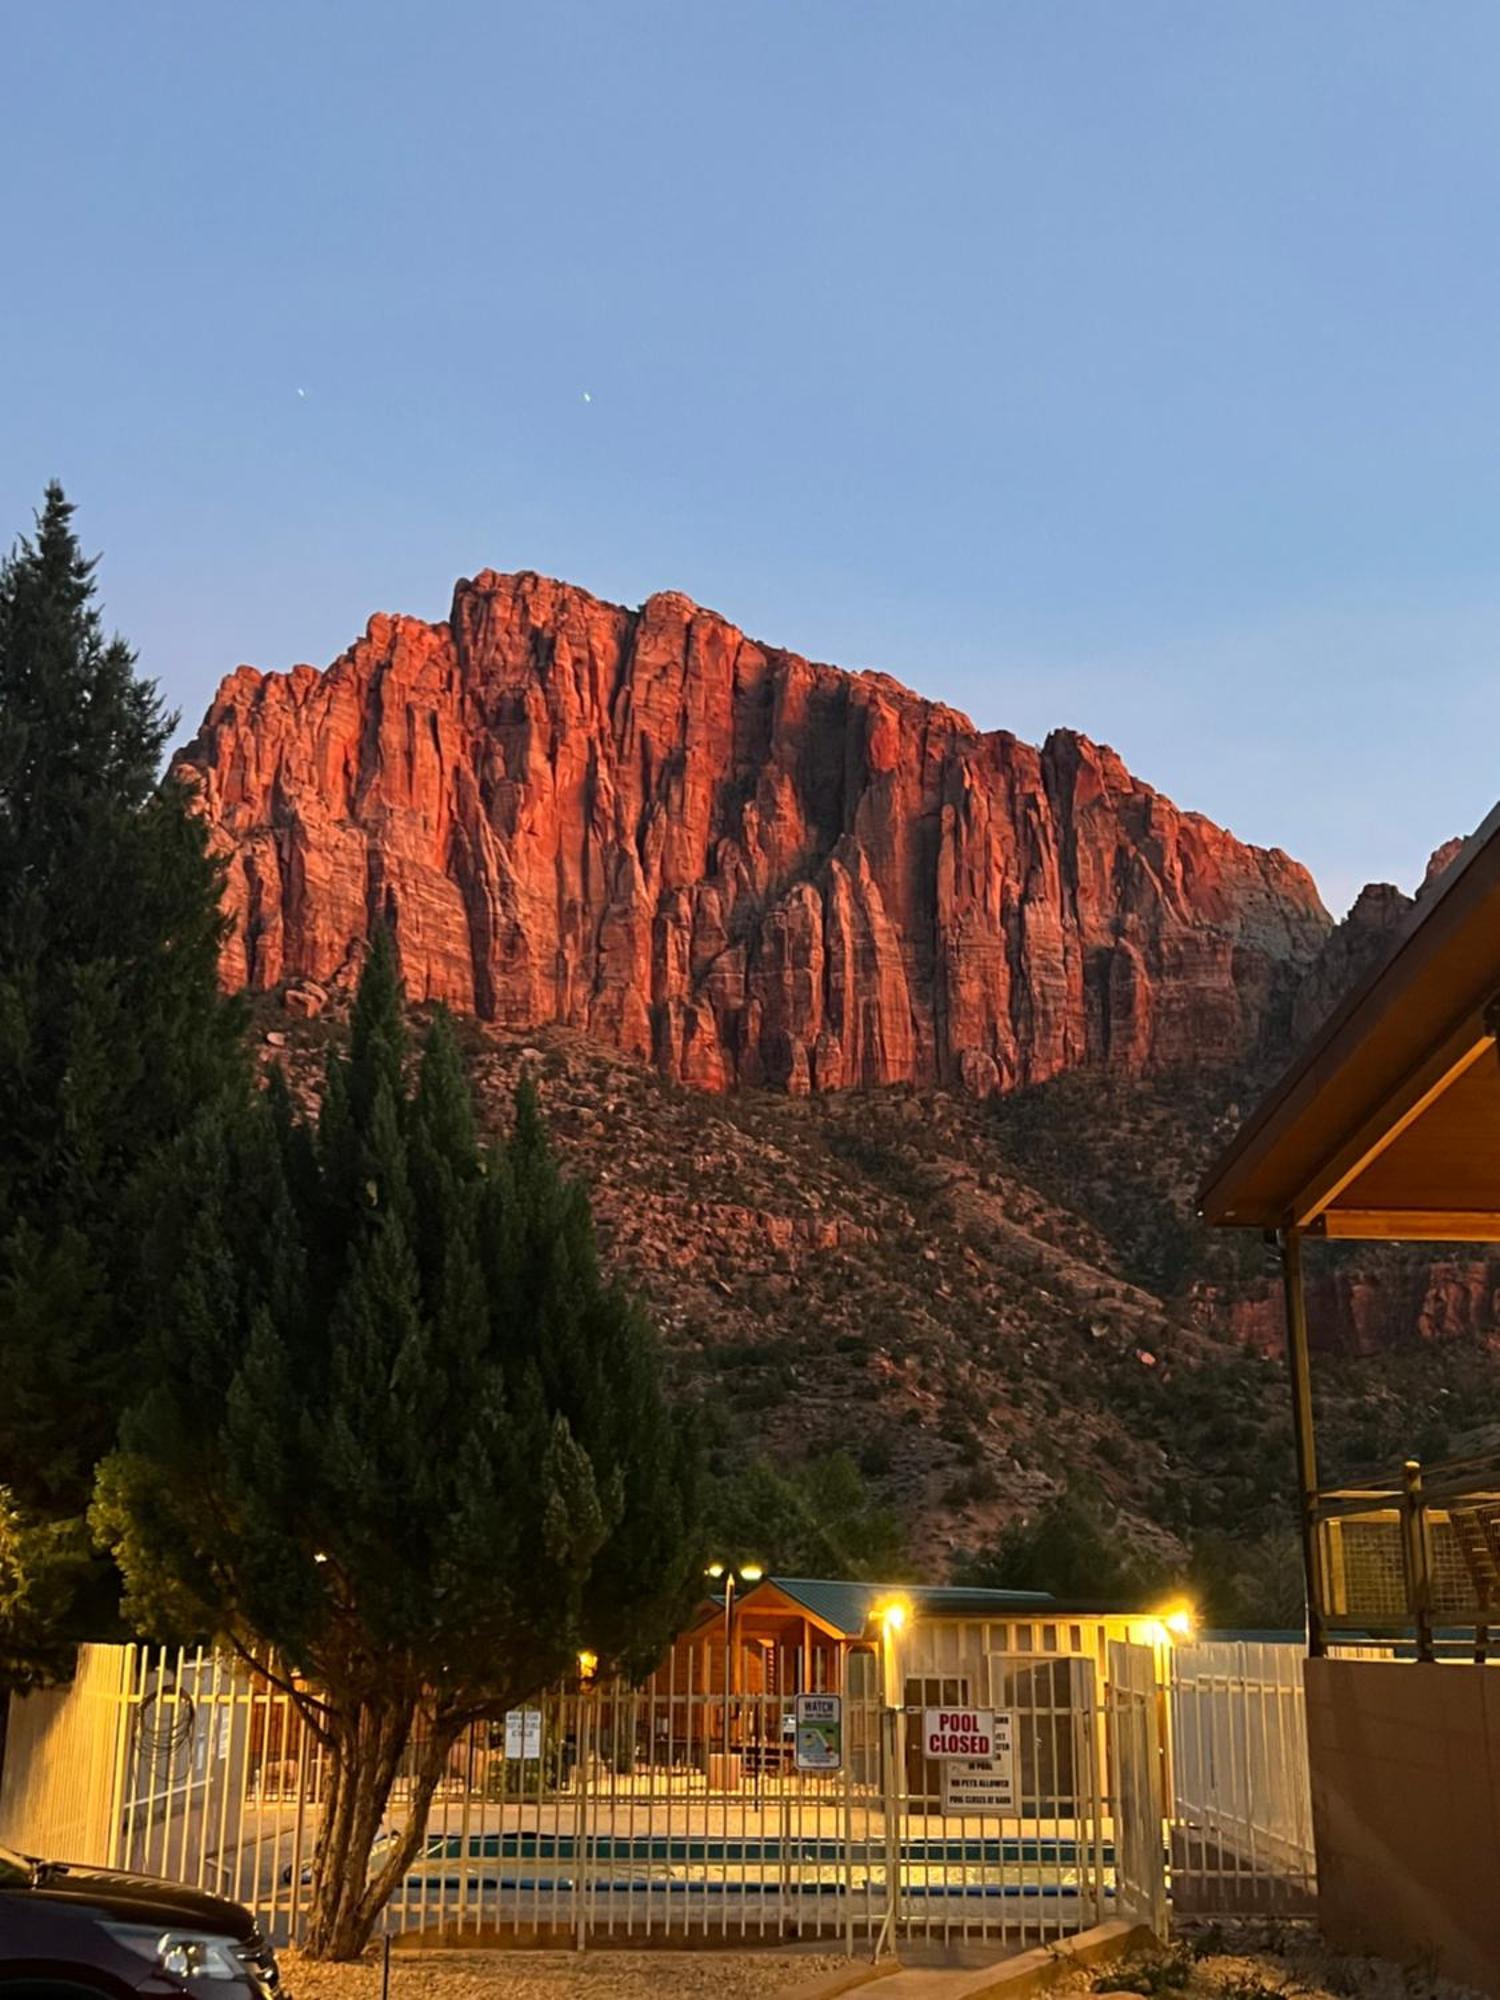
[
  {"left": 282, "top": 1922, "right": 1491, "bottom": 2000},
  {"left": 280, "top": 1945, "right": 847, "bottom": 1999},
  {"left": 1071, "top": 1922, "right": 1486, "bottom": 2000}
]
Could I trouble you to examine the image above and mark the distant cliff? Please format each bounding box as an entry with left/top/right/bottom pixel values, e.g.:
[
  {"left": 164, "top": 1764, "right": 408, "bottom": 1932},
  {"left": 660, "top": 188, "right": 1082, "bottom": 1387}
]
[{"left": 176, "top": 570, "right": 1331, "bottom": 1093}]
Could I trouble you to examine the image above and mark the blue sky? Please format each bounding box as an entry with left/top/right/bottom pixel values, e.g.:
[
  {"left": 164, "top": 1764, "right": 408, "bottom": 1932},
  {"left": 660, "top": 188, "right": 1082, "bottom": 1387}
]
[{"left": 6, "top": 2, "right": 1500, "bottom": 916}]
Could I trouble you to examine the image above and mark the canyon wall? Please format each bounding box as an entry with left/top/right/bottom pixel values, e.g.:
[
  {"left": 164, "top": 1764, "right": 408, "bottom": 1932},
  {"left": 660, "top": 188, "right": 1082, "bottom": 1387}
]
[{"left": 176, "top": 570, "right": 1331, "bottom": 1093}]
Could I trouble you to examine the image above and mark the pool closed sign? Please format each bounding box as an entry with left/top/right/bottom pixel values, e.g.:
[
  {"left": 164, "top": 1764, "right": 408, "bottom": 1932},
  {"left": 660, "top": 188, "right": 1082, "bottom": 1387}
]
[
  {"left": 922, "top": 1707, "right": 998, "bottom": 1758},
  {"left": 924, "top": 1709, "right": 1018, "bottom": 1817}
]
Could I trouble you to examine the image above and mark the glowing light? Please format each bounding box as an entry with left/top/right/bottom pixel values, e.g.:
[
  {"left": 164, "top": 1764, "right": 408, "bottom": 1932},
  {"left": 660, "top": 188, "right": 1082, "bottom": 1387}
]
[
  {"left": 577, "top": 1650, "right": 598, "bottom": 1683},
  {"left": 705, "top": 1562, "right": 725, "bottom": 1580},
  {"left": 740, "top": 1563, "right": 765, "bottom": 1583},
  {"left": 1143, "top": 1601, "right": 1196, "bottom": 1645},
  {"left": 875, "top": 1596, "right": 910, "bottom": 1633}
]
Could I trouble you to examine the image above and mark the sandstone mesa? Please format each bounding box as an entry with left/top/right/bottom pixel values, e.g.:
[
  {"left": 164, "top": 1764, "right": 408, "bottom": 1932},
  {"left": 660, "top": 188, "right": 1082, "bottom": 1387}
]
[{"left": 176, "top": 570, "right": 1332, "bottom": 1094}]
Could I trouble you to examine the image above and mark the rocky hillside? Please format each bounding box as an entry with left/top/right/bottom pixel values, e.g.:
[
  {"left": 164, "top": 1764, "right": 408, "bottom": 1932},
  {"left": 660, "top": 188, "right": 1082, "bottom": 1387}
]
[
  {"left": 177, "top": 571, "right": 1330, "bottom": 1095},
  {"left": 258, "top": 1005, "right": 1500, "bottom": 1579}
]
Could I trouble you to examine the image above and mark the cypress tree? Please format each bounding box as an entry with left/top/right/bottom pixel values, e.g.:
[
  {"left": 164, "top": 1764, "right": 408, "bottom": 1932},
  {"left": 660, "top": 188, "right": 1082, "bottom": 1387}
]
[
  {"left": 96, "top": 934, "right": 702, "bottom": 1959},
  {"left": 0, "top": 485, "right": 241, "bottom": 1677}
]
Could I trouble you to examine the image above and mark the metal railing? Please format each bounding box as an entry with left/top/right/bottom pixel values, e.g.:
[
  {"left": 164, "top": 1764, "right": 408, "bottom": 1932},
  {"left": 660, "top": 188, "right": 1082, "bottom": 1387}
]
[
  {"left": 1, "top": 1642, "right": 1123, "bottom": 1952},
  {"left": 1313, "top": 1450, "right": 1500, "bottom": 1656}
]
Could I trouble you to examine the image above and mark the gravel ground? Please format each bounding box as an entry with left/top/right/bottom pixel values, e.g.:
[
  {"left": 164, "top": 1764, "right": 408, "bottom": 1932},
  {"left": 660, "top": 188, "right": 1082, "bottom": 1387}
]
[
  {"left": 281, "top": 1946, "right": 848, "bottom": 1999},
  {"left": 282, "top": 1922, "right": 1492, "bottom": 2000},
  {"left": 1072, "top": 1923, "right": 1487, "bottom": 2000}
]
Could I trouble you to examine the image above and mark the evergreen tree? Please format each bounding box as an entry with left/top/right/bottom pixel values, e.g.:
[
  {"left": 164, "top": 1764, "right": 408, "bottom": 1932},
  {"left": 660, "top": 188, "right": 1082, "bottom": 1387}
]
[
  {"left": 953, "top": 1481, "right": 1169, "bottom": 1602},
  {"left": 95, "top": 935, "right": 701, "bottom": 1959},
  {"left": 707, "top": 1451, "right": 908, "bottom": 1581},
  {"left": 0, "top": 485, "right": 241, "bottom": 1678}
]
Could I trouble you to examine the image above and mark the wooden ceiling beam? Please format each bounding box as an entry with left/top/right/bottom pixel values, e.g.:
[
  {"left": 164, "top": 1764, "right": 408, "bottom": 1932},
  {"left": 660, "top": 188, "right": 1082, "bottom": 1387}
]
[{"left": 1316, "top": 1208, "right": 1500, "bottom": 1242}]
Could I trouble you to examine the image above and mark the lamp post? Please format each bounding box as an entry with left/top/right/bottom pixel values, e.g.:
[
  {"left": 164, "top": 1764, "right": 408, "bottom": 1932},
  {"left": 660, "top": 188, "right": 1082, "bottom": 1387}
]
[
  {"left": 870, "top": 1596, "right": 910, "bottom": 1963},
  {"left": 705, "top": 1560, "right": 763, "bottom": 1785}
]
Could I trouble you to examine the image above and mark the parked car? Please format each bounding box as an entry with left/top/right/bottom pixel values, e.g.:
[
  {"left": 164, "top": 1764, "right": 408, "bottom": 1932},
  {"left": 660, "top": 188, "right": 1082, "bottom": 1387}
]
[{"left": 0, "top": 1843, "right": 282, "bottom": 1997}]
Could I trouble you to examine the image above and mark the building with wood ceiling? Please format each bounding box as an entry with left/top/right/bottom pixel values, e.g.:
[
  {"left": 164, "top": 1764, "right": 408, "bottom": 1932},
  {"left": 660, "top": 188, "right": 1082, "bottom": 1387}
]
[{"left": 1199, "top": 797, "right": 1500, "bottom": 1993}]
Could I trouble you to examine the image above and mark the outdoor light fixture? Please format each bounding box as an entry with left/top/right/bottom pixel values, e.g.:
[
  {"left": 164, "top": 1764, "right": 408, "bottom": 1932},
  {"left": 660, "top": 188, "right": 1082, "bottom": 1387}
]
[
  {"left": 702, "top": 1561, "right": 765, "bottom": 1760},
  {"left": 577, "top": 1649, "right": 598, "bottom": 1683},
  {"left": 1142, "top": 1601, "right": 1196, "bottom": 1646},
  {"left": 875, "top": 1595, "right": 910, "bottom": 1633}
]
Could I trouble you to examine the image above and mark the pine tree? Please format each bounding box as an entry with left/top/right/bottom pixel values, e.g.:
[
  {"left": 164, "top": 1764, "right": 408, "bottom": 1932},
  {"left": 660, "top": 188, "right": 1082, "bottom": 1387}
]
[
  {"left": 0, "top": 485, "right": 242, "bottom": 1680},
  {"left": 953, "top": 1481, "right": 1167, "bottom": 1601},
  {"left": 95, "top": 934, "right": 702, "bottom": 1959},
  {"left": 708, "top": 1451, "right": 908, "bottom": 1581}
]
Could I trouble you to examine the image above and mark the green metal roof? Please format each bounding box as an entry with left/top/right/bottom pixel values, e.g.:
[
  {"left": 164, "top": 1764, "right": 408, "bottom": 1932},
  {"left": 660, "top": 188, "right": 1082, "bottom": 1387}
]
[{"left": 763, "top": 1577, "right": 1055, "bottom": 1638}]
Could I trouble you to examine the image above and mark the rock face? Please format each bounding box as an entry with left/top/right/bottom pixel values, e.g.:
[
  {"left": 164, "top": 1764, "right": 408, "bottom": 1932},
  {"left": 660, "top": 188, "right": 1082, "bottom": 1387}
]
[
  {"left": 1288, "top": 836, "right": 1470, "bottom": 1047},
  {"left": 176, "top": 570, "right": 1331, "bottom": 1093},
  {"left": 1290, "top": 881, "right": 1413, "bottom": 1044}
]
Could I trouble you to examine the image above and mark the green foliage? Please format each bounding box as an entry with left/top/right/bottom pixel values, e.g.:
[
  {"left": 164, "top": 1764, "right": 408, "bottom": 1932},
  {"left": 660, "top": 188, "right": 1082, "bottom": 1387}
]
[
  {"left": 1095, "top": 1947, "right": 1195, "bottom": 1996},
  {"left": 955, "top": 1479, "right": 1169, "bottom": 1601},
  {"left": 95, "top": 936, "right": 700, "bottom": 1957},
  {"left": 0, "top": 485, "right": 241, "bottom": 1687},
  {"left": 1213, "top": 1981, "right": 1301, "bottom": 2000},
  {"left": 0, "top": 1491, "right": 94, "bottom": 1692},
  {"left": 1187, "top": 1530, "right": 1306, "bottom": 1631},
  {"left": 707, "top": 1450, "right": 907, "bottom": 1580}
]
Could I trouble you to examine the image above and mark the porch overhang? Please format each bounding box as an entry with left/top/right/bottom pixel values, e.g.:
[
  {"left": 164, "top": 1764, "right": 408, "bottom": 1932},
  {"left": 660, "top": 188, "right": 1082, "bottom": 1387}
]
[{"left": 1199, "top": 797, "right": 1500, "bottom": 1242}]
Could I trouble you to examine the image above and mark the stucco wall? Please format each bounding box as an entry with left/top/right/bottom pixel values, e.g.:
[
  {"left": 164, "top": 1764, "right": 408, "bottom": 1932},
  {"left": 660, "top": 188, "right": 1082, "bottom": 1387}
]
[{"left": 1305, "top": 1657, "right": 1500, "bottom": 1994}]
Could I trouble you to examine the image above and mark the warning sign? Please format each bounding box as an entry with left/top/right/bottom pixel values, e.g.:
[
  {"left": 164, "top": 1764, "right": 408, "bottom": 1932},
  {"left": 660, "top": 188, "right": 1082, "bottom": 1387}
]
[
  {"left": 504, "top": 1708, "right": 543, "bottom": 1760},
  {"left": 794, "top": 1693, "right": 843, "bottom": 1771},
  {"left": 921, "top": 1706, "right": 998, "bottom": 1759},
  {"left": 941, "top": 1755, "right": 1016, "bottom": 1816},
  {"left": 939, "top": 1714, "right": 1016, "bottom": 1815}
]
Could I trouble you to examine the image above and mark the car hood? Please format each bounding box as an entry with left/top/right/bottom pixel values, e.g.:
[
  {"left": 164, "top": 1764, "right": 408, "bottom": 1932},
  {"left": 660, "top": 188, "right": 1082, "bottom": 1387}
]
[{"left": 21, "top": 1859, "right": 259, "bottom": 1938}]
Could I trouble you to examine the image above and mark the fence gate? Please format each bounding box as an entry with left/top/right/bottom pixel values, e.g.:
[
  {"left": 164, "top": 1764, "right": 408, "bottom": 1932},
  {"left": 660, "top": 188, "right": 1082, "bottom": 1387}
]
[
  {"left": 1167, "top": 1641, "right": 1315, "bottom": 1914},
  {"left": 1106, "top": 1640, "right": 1167, "bottom": 1938},
  {"left": 889, "top": 1652, "right": 1107, "bottom": 1956}
]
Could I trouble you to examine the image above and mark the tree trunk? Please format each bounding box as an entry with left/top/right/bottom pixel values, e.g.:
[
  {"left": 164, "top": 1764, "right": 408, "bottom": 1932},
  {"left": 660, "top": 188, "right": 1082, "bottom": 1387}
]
[
  {"left": 301, "top": 1701, "right": 465, "bottom": 1960},
  {"left": 352, "top": 1720, "right": 462, "bottom": 1943},
  {"left": 303, "top": 1699, "right": 413, "bottom": 1960}
]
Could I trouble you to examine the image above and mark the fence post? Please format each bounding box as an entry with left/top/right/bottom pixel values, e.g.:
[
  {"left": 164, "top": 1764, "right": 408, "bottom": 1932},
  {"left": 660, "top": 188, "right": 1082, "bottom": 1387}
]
[
  {"left": 574, "top": 1691, "right": 590, "bottom": 1952},
  {"left": 1402, "top": 1459, "right": 1436, "bottom": 1663},
  {"left": 873, "top": 1705, "right": 901, "bottom": 1961}
]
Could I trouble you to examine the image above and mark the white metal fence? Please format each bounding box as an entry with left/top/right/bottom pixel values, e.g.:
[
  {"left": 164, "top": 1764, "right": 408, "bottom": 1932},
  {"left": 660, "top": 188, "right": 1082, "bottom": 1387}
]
[
  {"left": 1167, "top": 1641, "right": 1316, "bottom": 1914},
  {"left": 1, "top": 1637, "right": 1331, "bottom": 1946},
  {"left": 1, "top": 1643, "right": 1127, "bottom": 1952}
]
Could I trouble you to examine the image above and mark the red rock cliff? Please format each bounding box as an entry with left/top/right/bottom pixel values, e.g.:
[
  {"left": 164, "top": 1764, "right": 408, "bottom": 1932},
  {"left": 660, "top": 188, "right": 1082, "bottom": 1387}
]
[{"left": 175, "top": 571, "right": 1331, "bottom": 1092}]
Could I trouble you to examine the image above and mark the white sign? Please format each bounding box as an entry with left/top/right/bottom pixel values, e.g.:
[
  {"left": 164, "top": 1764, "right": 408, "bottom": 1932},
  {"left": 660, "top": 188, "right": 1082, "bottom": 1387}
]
[
  {"left": 504, "top": 1708, "right": 543, "bottom": 1760},
  {"left": 794, "top": 1693, "right": 843, "bottom": 1771},
  {"left": 939, "top": 1713, "right": 1016, "bottom": 1814},
  {"left": 942, "top": 1756, "right": 1016, "bottom": 1816},
  {"left": 922, "top": 1706, "right": 998, "bottom": 1760}
]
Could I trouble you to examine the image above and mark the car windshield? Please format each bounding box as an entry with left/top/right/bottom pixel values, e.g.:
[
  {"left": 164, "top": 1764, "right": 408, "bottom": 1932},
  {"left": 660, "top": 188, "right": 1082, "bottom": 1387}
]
[{"left": 0, "top": 1845, "right": 33, "bottom": 1887}]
